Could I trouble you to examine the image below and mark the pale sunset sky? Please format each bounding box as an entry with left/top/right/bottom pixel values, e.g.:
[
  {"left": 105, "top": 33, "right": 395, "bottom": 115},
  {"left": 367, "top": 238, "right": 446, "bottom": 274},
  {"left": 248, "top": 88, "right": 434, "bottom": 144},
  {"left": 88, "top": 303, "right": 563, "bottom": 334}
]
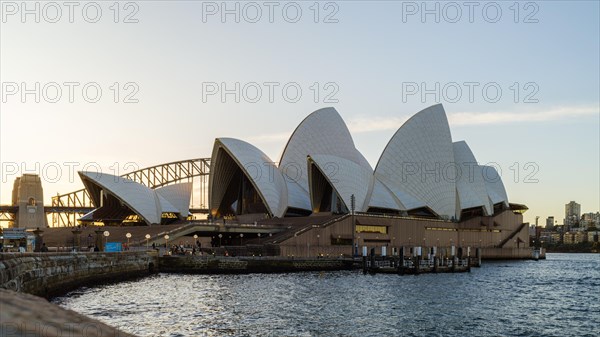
[{"left": 1, "top": 1, "right": 598, "bottom": 225}]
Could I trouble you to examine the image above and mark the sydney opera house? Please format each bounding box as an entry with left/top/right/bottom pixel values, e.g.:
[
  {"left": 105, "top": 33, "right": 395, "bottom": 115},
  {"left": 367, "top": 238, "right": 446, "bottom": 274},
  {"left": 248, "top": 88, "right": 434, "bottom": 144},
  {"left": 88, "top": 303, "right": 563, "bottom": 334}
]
[{"left": 76, "top": 104, "right": 530, "bottom": 257}]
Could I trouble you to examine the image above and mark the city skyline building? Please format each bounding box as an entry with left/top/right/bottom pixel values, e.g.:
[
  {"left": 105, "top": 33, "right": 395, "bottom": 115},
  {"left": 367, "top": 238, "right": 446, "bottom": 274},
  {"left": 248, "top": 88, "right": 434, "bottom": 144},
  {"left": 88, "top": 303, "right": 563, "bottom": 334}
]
[
  {"left": 580, "top": 212, "right": 600, "bottom": 230},
  {"left": 565, "top": 201, "right": 581, "bottom": 229},
  {"left": 546, "top": 216, "right": 555, "bottom": 230}
]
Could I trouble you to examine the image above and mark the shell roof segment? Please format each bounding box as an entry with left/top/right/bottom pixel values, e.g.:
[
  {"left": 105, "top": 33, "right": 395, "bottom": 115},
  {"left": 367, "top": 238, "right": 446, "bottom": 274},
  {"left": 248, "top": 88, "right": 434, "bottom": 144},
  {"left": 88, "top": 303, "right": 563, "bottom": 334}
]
[
  {"left": 374, "top": 104, "right": 457, "bottom": 218},
  {"left": 209, "top": 138, "right": 288, "bottom": 217},
  {"left": 279, "top": 107, "right": 372, "bottom": 211}
]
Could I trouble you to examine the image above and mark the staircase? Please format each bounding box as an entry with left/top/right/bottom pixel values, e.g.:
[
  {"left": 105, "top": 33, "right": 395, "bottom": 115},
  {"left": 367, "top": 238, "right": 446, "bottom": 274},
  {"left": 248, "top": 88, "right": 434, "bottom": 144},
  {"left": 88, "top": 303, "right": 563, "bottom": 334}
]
[{"left": 496, "top": 223, "right": 528, "bottom": 248}]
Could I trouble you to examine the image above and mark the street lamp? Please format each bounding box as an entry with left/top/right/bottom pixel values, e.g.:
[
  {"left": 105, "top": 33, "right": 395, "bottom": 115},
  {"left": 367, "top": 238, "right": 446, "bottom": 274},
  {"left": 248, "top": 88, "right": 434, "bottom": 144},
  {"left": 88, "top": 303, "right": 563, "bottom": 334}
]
[
  {"left": 145, "top": 234, "right": 150, "bottom": 249},
  {"left": 164, "top": 234, "right": 170, "bottom": 249},
  {"left": 240, "top": 233, "right": 244, "bottom": 246},
  {"left": 125, "top": 233, "right": 131, "bottom": 250},
  {"left": 103, "top": 231, "right": 110, "bottom": 250},
  {"left": 257, "top": 233, "right": 261, "bottom": 245},
  {"left": 218, "top": 233, "right": 222, "bottom": 246}
]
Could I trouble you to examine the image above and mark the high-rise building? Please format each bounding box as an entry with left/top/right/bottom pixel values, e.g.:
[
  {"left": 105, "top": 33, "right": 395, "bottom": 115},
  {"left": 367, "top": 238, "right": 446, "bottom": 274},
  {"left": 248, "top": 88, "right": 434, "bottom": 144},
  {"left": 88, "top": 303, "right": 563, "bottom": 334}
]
[
  {"left": 546, "top": 216, "right": 555, "bottom": 230},
  {"left": 564, "top": 201, "right": 581, "bottom": 229},
  {"left": 581, "top": 212, "right": 600, "bottom": 230}
]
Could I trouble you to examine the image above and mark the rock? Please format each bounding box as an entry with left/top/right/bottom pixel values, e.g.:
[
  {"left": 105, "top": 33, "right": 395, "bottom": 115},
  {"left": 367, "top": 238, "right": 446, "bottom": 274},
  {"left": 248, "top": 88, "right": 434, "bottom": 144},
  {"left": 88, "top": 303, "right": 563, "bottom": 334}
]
[{"left": 0, "top": 288, "right": 137, "bottom": 337}]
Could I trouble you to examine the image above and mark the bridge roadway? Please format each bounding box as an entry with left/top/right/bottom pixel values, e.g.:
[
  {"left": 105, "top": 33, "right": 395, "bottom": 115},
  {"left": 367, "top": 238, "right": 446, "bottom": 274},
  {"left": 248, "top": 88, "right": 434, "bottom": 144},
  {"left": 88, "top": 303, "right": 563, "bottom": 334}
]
[
  {"left": 0, "top": 205, "right": 17, "bottom": 213},
  {"left": 0, "top": 205, "right": 96, "bottom": 214}
]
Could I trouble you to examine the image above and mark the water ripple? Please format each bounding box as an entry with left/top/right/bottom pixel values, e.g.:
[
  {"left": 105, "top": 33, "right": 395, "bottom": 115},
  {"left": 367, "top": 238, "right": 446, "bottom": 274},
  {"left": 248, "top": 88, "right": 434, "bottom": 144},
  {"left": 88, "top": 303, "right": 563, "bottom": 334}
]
[{"left": 53, "top": 253, "right": 600, "bottom": 337}]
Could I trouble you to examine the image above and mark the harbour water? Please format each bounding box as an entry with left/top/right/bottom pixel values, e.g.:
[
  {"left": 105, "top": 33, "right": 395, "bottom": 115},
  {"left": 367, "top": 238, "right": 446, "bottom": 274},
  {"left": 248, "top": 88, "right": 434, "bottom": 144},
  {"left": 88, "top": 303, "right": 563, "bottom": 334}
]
[{"left": 53, "top": 253, "right": 600, "bottom": 337}]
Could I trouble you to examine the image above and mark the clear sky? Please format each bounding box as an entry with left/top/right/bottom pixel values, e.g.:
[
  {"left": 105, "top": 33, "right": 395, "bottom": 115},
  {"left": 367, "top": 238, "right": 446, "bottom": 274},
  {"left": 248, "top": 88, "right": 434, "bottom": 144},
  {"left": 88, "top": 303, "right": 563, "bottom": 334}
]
[{"left": 1, "top": 0, "right": 598, "bottom": 225}]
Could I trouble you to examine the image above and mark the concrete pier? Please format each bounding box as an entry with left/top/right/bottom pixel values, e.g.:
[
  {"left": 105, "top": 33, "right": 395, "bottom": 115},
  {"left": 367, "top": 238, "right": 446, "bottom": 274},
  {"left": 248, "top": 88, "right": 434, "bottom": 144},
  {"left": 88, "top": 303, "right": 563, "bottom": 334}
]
[{"left": 364, "top": 255, "right": 474, "bottom": 275}]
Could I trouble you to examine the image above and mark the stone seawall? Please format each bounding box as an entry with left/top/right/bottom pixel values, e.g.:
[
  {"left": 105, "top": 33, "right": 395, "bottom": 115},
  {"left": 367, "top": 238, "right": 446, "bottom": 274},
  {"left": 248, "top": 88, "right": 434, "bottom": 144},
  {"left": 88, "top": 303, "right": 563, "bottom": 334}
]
[
  {"left": 0, "top": 252, "right": 157, "bottom": 298},
  {"left": 159, "top": 256, "right": 355, "bottom": 274}
]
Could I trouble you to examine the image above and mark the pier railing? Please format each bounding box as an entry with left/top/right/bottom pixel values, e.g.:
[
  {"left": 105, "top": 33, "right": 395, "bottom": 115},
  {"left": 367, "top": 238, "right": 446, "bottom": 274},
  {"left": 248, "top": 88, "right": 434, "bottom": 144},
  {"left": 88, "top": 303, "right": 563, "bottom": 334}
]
[{"left": 364, "top": 255, "right": 477, "bottom": 274}]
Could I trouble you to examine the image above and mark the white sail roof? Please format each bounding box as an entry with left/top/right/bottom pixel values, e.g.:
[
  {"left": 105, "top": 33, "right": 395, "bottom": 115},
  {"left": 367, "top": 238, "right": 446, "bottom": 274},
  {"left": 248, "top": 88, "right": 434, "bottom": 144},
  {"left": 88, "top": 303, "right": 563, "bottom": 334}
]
[
  {"left": 453, "top": 141, "right": 493, "bottom": 217},
  {"left": 279, "top": 107, "right": 371, "bottom": 211},
  {"left": 79, "top": 174, "right": 193, "bottom": 225},
  {"left": 375, "top": 176, "right": 427, "bottom": 211},
  {"left": 78, "top": 171, "right": 162, "bottom": 225},
  {"left": 209, "top": 138, "right": 288, "bottom": 217},
  {"left": 155, "top": 182, "right": 192, "bottom": 216},
  {"left": 481, "top": 165, "right": 510, "bottom": 207},
  {"left": 367, "top": 177, "right": 404, "bottom": 212},
  {"left": 308, "top": 154, "right": 373, "bottom": 212},
  {"left": 156, "top": 194, "right": 179, "bottom": 213},
  {"left": 374, "top": 104, "right": 456, "bottom": 218},
  {"left": 203, "top": 104, "right": 510, "bottom": 221}
]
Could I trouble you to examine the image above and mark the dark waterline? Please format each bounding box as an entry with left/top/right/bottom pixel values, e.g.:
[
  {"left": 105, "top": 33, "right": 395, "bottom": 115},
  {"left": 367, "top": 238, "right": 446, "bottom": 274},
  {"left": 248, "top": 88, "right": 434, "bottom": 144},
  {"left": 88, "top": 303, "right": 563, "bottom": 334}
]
[{"left": 53, "top": 253, "right": 600, "bottom": 337}]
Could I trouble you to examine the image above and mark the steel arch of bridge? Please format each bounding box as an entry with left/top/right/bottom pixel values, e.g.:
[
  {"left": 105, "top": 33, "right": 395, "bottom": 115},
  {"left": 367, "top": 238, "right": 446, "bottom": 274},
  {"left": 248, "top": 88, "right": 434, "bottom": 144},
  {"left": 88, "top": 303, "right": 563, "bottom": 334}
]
[{"left": 50, "top": 158, "right": 211, "bottom": 227}]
